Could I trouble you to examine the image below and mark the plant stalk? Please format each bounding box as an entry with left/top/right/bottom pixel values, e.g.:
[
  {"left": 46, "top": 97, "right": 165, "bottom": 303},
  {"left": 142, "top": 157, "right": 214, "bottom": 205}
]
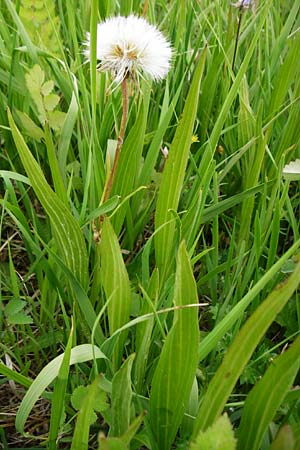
[{"left": 93, "top": 78, "right": 129, "bottom": 242}]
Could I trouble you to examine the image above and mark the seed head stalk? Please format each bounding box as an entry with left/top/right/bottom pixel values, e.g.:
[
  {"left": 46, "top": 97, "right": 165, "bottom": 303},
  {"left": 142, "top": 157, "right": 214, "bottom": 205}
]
[
  {"left": 93, "top": 77, "right": 129, "bottom": 242},
  {"left": 232, "top": 3, "right": 244, "bottom": 72},
  {"left": 103, "top": 77, "right": 129, "bottom": 203}
]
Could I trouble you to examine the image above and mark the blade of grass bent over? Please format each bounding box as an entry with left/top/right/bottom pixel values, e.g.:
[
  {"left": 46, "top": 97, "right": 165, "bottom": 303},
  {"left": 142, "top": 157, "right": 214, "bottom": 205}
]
[{"left": 16, "top": 345, "right": 107, "bottom": 434}]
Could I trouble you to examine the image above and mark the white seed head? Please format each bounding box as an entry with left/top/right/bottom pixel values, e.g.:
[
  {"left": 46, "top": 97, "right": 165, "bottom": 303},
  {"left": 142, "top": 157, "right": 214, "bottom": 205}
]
[
  {"left": 84, "top": 15, "right": 172, "bottom": 85},
  {"left": 283, "top": 159, "right": 300, "bottom": 180}
]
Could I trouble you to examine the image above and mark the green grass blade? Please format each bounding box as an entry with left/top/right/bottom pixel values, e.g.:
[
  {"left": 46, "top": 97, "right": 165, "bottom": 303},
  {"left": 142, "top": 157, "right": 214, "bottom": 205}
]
[
  {"left": 150, "top": 241, "right": 200, "bottom": 450},
  {"left": 193, "top": 257, "right": 300, "bottom": 436},
  {"left": 237, "top": 337, "right": 300, "bottom": 450},
  {"left": 100, "top": 217, "right": 132, "bottom": 368},
  {"left": 3, "top": 0, "right": 38, "bottom": 61},
  {"left": 7, "top": 108, "right": 89, "bottom": 290},
  {"left": 48, "top": 322, "right": 74, "bottom": 450},
  {"left": 198, "top": 239, "right": 300, "bottom": 361},
  {"left": 16, "top": 345, "right": 107, "bottom": 434},
  {"left": 154, "top": 48, "right": 207, "bottom": 281},
  {"left": 110, "top": 354, "right": 135, "bottom": 437}
]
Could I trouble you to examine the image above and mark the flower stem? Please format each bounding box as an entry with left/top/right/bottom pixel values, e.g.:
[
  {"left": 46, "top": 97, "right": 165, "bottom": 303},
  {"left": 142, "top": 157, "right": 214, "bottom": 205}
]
[
  {"left": 93, "top": 78, "right": 129, "bottom": 242},
  {"left": 232, "top": 5, "right": 244, "bottom": 72},
  {"left": 102, "top": 78, "right": 129, "bottom": 203}
]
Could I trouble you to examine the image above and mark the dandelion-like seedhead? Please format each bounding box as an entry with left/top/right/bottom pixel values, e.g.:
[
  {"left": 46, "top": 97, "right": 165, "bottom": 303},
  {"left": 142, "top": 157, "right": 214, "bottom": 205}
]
[
  {"left": 84, "top": 15, "right": 172, "bottom": 85},
  {"left": 283, "top": 159, "right": 300, "bottom": 181}
]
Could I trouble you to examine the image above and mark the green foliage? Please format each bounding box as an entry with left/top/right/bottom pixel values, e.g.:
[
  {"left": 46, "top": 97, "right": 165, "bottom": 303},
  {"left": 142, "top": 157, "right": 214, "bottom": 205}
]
[
  {"left": 190, "top": 414, "right": 237, "bottom": 450},
  {"left": 25, "top": 64, "right": 66, "bottom": 131},
  {"left": 20, "top": 0, "right": 62, "bottom": 55},
  {"left": 150, "top": 241, "right": 200, "bottom": 449},
  {"left": 154, "top": 49, "right": 206, "bottom": 281},
  {"left": 110, "top": 354, "right": 135, "bottom": 437},
  {"left": 237, "top": 338, "right": 300, "bottom": 450},
  {"left": 1, "top": 0, "right": 300, "bottom": 449}
]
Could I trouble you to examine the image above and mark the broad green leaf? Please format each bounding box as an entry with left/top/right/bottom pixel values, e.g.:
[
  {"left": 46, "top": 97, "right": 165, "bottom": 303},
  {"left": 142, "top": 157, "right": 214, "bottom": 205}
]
[
  {"left": 71, "top": 385, "right": 108, "bottom": 413},
  {"left": 237, "top": 338, "right": 300, "bottom": 450},
  {"left": 154, "top": 48, "right": 206, "bottom": 281},
  {"left": 25, "top": 64, "right": 46, "bottom": 123},
  {"left": 150, "top": 241, "right": 200, "bottom": 450},
  {"left": 100, "top": 217, "right": 131, "bottom": 369},
  {"left": 71, "top": 375, "right": 104, "bottom": 450},
  {"left": 192, "top": 258, "right": 300, "bottom": 436},
  {"left": 190, "top": 415, "right": 236, "bottom": 450},
  {"left": 16, "top": 110, "right": 44, "bottom": 142},
  {"left": 6, "top": 312, "right": 33, "bottom": 325},
  {"left": 110, "top": 354, "right": 135, "bottom": 437},
  {"left": 48, "top": 110, "right": 67, "bottom": 131},
  {"left": 41, "top": 80, "right": 54, "bottom": 96},
  {"left": 49, "top": 323, "right": 73, "bottom": 450},
  {"left": 4, "top": 298, "right": 26, "bottom": 316},
  {"left": 44, "top": 93, "right": 60, "bottom": 111},
  {"left": 7, "top": 109, "right": 89, "bottom": 290},
  {"left": 16, "top": 344, "right": 107, "bottom": 434}
]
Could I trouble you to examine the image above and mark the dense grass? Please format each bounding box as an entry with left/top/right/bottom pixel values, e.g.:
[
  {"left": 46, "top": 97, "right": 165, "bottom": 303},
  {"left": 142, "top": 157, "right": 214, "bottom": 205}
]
[{"left": 1, "top": 0, "right": 300, "bottom": 449}]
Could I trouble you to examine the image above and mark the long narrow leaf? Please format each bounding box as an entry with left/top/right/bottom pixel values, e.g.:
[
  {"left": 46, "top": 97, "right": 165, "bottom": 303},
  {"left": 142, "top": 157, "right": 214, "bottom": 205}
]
[
  {"left": 150, "top": 241, "right": 200, "bottom": 450},
  {"left": 100, "top": 217, "right": 132, "bottom": 368},
  {"left": 154, "top": 49, "right": 207, "bottom": 281},
  {"left": 49, "top": 323, "right": 74, "bottom": 449},
  {"left": 193, "top": 258, "right": 300, "bottom": 436},
  {"left": 237, "top": 338, "right": 300, "bottom": 450},
  {"left": 16, "top": 345, "right": 106, "bottom": 434},
  {"left": 110, "top": 354, "right": 135, "bottom": 437},
  {"left": 7, "top": 109, "right": 89, "bottom": 290}
]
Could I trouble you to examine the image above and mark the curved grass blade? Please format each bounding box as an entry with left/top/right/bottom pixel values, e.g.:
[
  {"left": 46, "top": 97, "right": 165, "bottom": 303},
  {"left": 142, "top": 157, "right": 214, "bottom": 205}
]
[
  {"left": 7, "top": 108, "right": 89, "bottom": 290},
  {"left": 193, "top": 257, "right": 300, "bottom": 437},
  {"left": 237, "top": 337, "right": 300, "bottom": 450},
  {"left": 16, "top": 345, "right": 107, "bottom": 434},
  {"left": 150, "top": 241, "right": 200, "bottom": 450}
]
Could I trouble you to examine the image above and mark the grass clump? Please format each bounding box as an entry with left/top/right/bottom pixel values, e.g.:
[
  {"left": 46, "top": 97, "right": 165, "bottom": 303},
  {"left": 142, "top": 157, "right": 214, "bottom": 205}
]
[{"left": 1, "top": 0, "right": 300, "bottom": 449}]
